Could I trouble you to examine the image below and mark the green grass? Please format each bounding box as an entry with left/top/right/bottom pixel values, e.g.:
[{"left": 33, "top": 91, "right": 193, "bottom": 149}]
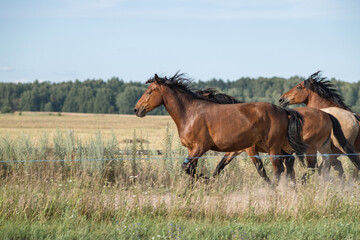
[{"left": 0, "top": 217, "right": 359, "bottom": 240}]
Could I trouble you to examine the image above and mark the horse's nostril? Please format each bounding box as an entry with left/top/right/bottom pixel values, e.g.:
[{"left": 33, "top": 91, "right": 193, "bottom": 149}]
[
  {"left": 134, "top": 108, "right": 138, "bottom": 113},
  {"left": 279, "top": 98, "right": 283, "bottom": 103}
]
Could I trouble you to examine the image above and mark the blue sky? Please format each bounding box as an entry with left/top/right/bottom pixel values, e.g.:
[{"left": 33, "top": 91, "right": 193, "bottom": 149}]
[{"left": 0, "top": 0, "right": 359, "bottom": 83}]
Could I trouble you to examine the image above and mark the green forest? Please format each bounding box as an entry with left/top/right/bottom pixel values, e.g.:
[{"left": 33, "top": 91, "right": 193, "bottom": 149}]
[{"left": 1, "top": 75, "right": 360, "bottom": 115}]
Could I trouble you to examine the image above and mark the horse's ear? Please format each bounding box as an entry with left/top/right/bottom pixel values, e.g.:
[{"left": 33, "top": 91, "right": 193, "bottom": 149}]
[
  {"left": 154, "top": 74, "right": 160, "bottom": 82},
  {"left": 309, "top": 71, "right": 320, "bottom": 82}
]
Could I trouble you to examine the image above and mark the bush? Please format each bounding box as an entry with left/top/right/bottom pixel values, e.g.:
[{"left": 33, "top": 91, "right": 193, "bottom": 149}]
[{"left": 1, "top": 106, "right": 13, "bottom": 114}]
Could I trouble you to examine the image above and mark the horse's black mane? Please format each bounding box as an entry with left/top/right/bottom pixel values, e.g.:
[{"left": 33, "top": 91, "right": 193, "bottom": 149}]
[
  {"left": 146, "top": 72, "right": 193, "bottom": 93},
  {"left": 147, "top": 72, "right": 243, "bottom": 104},
  {"left": 195, "top": 88, "right": 243, "bottom": 104},
  {"left": 304, "top": 71, "right": 352, "bottom": 111}
]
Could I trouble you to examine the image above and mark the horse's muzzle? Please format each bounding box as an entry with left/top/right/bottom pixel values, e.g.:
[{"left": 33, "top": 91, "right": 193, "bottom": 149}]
[
  {"left": 278, "top": 97, "right": 289, "bottom": 107},
  {"left": 134, "top": 107, "right": 146, "bottom": 118}
]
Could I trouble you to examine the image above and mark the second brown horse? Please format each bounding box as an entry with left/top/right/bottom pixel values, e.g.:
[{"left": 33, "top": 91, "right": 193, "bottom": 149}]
[{"left": 198, "top": 89, "right": 360, "bottom": 183}]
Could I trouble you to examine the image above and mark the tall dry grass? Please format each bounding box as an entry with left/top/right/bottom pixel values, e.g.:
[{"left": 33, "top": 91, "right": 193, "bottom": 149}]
[{"left": 0, "top": 127, "right": 360, "bottom": 225}]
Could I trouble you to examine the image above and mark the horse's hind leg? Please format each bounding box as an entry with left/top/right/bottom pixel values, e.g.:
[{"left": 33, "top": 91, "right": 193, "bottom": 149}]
[
  {"left": 319, "top": 156, "right": 344, "bottom": 181},
  {"left": 318, "top": 156, "right": 330, "bottom": 177},
  {"left": 282, "top": 151, "right": 296, "bottom": 185},
  {"left": 301, "top": 150, "right": 318, "bottom": 184},
  {"left": 269, "top": 149, "right": 285, "bottom": 183},
  {"left": 247, "top": 147, "right": 271, "bottom": 184},
  {"left": 329, "top": 156, "right": 344, "bottom": 180},
  {"left": 212, "top": 151, "right": 241, "bottom": 178},
  {"left": 319, "top": 143, "right": 344, "bottom": 180},
  {"left": 352, "top": 131, "right": 360, "bottom": 179}
]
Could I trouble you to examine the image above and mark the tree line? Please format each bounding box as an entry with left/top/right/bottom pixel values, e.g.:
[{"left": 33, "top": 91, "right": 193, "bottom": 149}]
[{"left": 1, "top": 75, "right": 360, "bottom": 115}]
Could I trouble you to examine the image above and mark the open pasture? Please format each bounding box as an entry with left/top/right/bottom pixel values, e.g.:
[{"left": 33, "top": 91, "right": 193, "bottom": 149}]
[
  {"left": 0, "top": 111, "right": 176, "bottom": 149},
  {"left": 0, "top": 112, "right": 360, "bottom": 239}
]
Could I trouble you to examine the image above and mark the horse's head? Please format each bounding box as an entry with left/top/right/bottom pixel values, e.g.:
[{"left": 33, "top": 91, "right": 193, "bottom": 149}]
[
  {"left": 134, "top": 74, "right": 164, "bottom": 117},
  {"left": 279, "top": 81, "right": 310, "bottom": 107}
]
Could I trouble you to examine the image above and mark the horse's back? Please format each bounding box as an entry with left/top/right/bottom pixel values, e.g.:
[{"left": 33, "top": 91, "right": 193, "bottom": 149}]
[
  {"left": 204, "top": 101, "right": 288, "bottom": 152},
  {"left": 233, "top": 101, "right": 287, "bottom": 117}
]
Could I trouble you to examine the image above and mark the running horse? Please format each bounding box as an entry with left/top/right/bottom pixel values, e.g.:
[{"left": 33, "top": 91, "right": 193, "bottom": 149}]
[
  {"left": 134, "top": 72, "right": 307, "bottom": 182},
  {"left": 279, "top": 71, "right": 360, "bottom": 178},
  {"left": 197, "top": 89, "right": 360, "bottom": 183}
]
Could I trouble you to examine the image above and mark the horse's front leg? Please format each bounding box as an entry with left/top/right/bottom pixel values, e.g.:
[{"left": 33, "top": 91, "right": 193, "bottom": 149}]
[
  {"left": 213, "top": 151, "right": 242, "bottom": 178},
  {"left": 181, "top": 146, "right": 207, "bottom": 177}
]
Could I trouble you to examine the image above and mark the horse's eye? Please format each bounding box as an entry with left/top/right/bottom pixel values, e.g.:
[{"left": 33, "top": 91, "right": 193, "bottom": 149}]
[
  {"left": 296, "top": 86, "right": 302, "bottom": 90},
  {"left": 147, "top": 90, "right": 152, "bottom": 95}
]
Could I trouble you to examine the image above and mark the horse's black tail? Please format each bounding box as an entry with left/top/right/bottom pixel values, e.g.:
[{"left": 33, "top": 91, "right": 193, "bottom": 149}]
[
  {"left": 328, "top": 114, "right": 360, "bottom": 169},
  {"left": 286, "top": 109, "right": 308, "bottom": 166}
]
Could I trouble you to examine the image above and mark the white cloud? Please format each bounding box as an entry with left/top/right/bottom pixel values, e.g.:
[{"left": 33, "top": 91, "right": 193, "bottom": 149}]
[
  {"left": 48, "top": 0, "right": 358, "bottom": 21},
  {"left": 11, "top": 78, "right": 32, "bottom": 83},
  {"left": 4, "top": 0, "right": 357, "bottom": 21},
  {"left": 10, "top": 78, "right": 48, "bottom": 83},
  {"left": 0, "top": 66, "right": 12, "bottom": 72},
  {"left": 88, "top": 0, "right": 122, "bottom": 9}
]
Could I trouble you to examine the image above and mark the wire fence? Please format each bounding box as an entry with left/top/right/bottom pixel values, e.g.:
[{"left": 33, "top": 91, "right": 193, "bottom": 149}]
[{"left": 0, "top": 151, "right": 358, "bottom": 164}]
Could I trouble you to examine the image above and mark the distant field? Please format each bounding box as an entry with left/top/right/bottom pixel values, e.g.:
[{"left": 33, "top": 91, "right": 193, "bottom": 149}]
[{"left": 0, "top": 111, "right": 177, "bottom": 149}]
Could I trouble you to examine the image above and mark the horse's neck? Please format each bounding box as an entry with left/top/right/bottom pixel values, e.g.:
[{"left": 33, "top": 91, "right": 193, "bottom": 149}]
[
  {"left": 162, "top": 88, "right": 197, "bottom": 132},
  {"left": 307, "top": 92, "right": 338, "bottom": 108}
]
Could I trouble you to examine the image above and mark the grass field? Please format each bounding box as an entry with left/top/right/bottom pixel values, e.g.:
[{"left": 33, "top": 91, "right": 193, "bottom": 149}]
[{"left": 0, "top": 112, "right": 360, "bottom": 239}]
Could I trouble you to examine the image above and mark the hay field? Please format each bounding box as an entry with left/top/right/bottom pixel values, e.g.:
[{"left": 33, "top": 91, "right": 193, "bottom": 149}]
[{"left": 0, "top": 111, "right": 176, "bottom": 149}]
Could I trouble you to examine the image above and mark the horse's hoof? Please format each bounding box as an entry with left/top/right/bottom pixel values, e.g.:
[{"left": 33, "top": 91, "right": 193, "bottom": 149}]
[
  {"left": 181, "top": 162, "right": 190, "bottom": 171},
  {"left": 301, "top": 173, "right": 308, "bottom": 185},
  {"left": 196, "top": 174, "right": 210, "bottom": 184},
  {"left": 265, "top": 179, "right": 273, "bottom": 186},
  {"left": 203, "top": 176, "right": 210, "bottom": 184},
  {"left": 182, "top": 161, "right": 189, "bottom": 167}
]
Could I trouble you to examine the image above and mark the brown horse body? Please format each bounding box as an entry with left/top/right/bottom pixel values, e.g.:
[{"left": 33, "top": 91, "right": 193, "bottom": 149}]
[
  {"left": 279, "top": 71, "right": 360, "bottom": 176},
  {"left": 134, "top": 73, "right": 307, "bottom": 181}
]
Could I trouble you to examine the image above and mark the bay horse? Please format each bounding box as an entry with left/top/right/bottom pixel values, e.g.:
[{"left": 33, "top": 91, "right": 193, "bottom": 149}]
[
  {"left": 197, "top": 89, "right": 360, "bottom": 183},
  {"left": 134, "top": 72, "right": 307, "bottom": 182},
  {"left": 279, "top": 71, "right": 360, "bottom": 177}
]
